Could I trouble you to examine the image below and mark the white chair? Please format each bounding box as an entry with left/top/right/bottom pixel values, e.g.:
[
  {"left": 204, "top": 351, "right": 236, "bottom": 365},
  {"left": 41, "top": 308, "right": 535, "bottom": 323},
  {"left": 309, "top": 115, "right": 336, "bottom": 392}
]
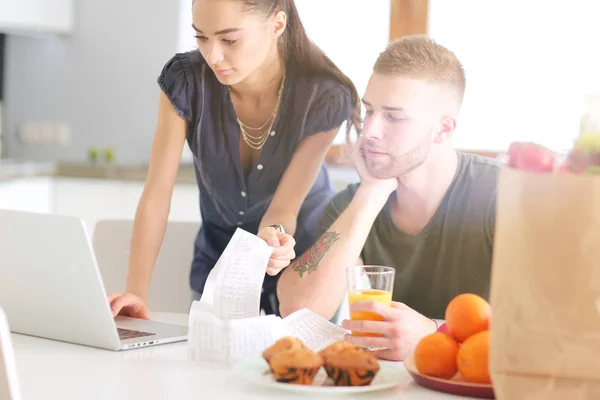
[
  {"left": 0, "top": 307, "right": 22, "bottom": 400},
  {"left": 92, "top": 220, "right": 200, "bottom": 314}
]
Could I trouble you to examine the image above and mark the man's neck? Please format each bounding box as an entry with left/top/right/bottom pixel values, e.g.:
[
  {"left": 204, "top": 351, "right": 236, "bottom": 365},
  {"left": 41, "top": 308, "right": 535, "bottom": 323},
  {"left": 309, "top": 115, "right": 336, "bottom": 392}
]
[
  {"left": 390, "top": 149, "right": 459, "bottom": 234},
  {"left": 230, "top": 52, "right": 284, "bottom": 106}
]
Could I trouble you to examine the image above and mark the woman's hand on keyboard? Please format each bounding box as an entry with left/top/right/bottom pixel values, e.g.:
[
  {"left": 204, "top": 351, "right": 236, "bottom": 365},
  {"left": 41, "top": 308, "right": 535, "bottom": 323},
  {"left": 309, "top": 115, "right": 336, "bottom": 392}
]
[{"left": 107, "top": 292, "right": 151, "bottom": 320}]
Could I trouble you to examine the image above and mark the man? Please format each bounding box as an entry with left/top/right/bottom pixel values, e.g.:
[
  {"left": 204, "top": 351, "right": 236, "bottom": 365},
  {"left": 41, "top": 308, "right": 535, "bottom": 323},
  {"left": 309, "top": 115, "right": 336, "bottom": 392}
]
[{"left": 276, "top": 35, "right": 499, "bottom": 361}]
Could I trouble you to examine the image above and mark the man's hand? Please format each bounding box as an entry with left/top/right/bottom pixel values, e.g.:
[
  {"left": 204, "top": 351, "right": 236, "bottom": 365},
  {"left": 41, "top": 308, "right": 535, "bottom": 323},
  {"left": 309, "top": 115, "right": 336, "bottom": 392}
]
[
  {"left": 341, "top": 301, "right": 437, "bottom": 361},
  {"left": 352, "top": 136, "right": 398, "bottom": 195},
  {"left": 257, "top": 226, "right": 296, "bottom": 276}
]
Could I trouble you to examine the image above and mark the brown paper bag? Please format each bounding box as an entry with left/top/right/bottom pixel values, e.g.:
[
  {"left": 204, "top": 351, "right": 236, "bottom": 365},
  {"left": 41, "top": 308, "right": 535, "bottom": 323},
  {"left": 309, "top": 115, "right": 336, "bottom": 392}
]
[{"left": 490, "top": 167, "right": 600, "bottom": 400}]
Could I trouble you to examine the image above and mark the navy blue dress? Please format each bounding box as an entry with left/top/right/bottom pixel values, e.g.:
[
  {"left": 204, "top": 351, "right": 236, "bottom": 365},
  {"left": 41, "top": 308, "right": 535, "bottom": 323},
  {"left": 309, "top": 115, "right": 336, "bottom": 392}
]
[{"left": 157, "top": 50, "right": 352, "bottom": 313}]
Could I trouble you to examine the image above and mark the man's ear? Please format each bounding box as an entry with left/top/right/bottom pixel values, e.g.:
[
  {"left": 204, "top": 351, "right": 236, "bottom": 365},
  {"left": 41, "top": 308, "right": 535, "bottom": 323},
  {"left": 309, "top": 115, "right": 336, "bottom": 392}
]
[{"left": 433, "top": 116, "right": 457, "bottom": 144}]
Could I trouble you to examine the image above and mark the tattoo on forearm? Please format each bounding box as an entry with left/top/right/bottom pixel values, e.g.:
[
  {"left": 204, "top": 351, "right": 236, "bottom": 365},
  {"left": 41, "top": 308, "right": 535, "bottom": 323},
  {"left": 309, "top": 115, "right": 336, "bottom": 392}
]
[{"left": 293, "top": 231, "right": 340, "bottom": 277}]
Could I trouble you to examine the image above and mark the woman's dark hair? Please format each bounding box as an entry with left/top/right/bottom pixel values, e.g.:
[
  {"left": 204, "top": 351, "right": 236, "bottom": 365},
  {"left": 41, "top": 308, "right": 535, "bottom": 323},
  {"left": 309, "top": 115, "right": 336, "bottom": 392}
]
[{"left": 241, "top": 0, "right": 361, "bottom": 141}]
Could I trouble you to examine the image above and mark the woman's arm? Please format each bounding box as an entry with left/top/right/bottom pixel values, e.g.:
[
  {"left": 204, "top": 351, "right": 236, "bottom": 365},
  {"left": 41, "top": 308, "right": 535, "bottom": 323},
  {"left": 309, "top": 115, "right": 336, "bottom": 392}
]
[
  {"left": 257, "top": 128, "right": 340, "bottom": 277},
  {"left": 108, "top": 90, "right": 187, "bottom": 317},
  {"left": 126, "top": 90, "right": 187, "bottom": 297},
  {"left": 259, "top": 127, "right": 339, "bottom": 235}
]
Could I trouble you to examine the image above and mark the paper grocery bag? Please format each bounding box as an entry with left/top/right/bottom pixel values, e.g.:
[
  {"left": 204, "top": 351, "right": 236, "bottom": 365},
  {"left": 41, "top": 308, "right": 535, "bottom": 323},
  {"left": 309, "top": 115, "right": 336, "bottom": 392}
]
[{"left": 489, "top": 167, "right": 600, "bottom": 400}]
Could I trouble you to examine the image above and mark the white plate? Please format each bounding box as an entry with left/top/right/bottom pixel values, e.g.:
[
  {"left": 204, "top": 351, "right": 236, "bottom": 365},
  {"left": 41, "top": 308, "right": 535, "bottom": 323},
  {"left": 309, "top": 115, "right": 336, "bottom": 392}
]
[{"left": 234, "top": 357, "right": 408, "bottom": 394}]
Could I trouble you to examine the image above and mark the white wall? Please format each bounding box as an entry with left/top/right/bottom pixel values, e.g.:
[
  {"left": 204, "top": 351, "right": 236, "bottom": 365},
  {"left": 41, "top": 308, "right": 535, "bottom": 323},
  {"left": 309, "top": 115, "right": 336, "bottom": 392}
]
[
  {"left": 178, "top": 0, "right": 196, "bottom": 163},
  {"left": 178, "top": 0, "right": 196, "bottom": 53},
  {"left": 295, "top": 0, "right": 391, "bottom": 144},
  {"left": 0, "top": 0, "right": 73, "bottom": 34},
  {"left": 3, "top": 1, "right": 181, "bottom": 164},
  {"left": 428, "top": 0, "right": 600, "bottom": 152}
]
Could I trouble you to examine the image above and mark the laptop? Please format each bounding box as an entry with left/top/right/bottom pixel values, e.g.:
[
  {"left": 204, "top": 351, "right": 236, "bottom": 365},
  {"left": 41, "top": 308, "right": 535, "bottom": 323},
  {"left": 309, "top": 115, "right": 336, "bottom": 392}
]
[
  {"left": 0, "top": 307, "right": 21, "bottom": 400},
  {"left": 0, "top": 209, "right": 188, "bottom": 351}
]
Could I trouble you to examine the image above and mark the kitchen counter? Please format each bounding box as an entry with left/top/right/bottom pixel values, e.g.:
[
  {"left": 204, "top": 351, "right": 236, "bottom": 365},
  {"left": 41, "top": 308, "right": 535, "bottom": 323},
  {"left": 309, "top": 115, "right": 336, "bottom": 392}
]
[
  {"left": 0, "top": 160, "right": 57, "bottom": 181},
  {"left": 55, "top": 162, "right": 197, "bottom": 183},
  {"left": 0, "top": 160, "right": 198, "bottom": 184},
  {"left": 0, "top": 160, "right": 360, "bottom": 189}
]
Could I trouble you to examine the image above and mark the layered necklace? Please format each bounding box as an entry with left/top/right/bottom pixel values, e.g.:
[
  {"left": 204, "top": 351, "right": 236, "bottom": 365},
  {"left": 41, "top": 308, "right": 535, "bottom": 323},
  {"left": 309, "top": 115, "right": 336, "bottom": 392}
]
[{"left": 236, "top": 72, "right": 286, "bottom": 150}]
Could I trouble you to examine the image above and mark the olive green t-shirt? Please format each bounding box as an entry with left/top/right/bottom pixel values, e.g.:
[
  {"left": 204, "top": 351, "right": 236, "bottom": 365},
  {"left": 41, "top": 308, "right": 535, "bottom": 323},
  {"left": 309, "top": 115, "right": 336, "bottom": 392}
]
[{"left": 317, "top": 152, "right": 499, "bottom": 320}]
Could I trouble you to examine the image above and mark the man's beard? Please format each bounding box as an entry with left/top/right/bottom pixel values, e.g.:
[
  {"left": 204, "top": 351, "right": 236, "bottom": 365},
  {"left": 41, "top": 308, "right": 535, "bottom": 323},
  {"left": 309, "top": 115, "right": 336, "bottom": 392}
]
[{"left": 366, "top": 133, "right": 433, "bottom": 179}]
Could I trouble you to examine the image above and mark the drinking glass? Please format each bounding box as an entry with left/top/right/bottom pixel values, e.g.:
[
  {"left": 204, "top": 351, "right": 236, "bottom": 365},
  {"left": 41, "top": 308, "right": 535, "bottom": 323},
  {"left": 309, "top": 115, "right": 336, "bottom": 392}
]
[{"left": 346, "top": 265, "right": 395, "bottom": 337}]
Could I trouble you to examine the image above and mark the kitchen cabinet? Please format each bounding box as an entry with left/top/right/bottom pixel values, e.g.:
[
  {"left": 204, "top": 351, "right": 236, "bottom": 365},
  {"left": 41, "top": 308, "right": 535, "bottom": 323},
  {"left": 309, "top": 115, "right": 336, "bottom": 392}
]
[
  {"left": 0, "top": 177, "right": 201, "bottom": 232},
  {"left": 0, "top": 177, "right": 53, "bottom": 213},
  {"left": 54, "top": 178, "right": 201, "bottom": 229},
  {"left": 53, "top": 178, "right": 131, "bottom": 230},
  {"left": 0, "top": 0, "right": 73, "bottom": 34}
]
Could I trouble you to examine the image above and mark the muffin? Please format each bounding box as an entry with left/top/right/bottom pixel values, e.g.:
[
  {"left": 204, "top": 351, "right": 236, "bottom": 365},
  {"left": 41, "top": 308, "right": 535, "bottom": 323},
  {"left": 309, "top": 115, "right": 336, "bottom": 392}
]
[
  {"left": 319, "top": 340, "right": 359, "bottom": 363},
  {"left": 323, "top": 347, "right": 380, "bottom": 386},
  {"left": 262, "top": 336, "right": 306, "bottom": 364},
  {"left": 269, "top": 347, "right": 324, "bottom": 385}
]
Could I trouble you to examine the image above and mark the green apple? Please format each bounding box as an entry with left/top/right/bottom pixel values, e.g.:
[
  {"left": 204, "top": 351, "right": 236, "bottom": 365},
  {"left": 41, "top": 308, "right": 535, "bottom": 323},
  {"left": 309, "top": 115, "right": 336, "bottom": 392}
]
[
  {"left": 88, "top": 148, "right": 98, "bottom": 163},
  {"left": 574, "top": 131, "right": 600, "bottom": 153},
  {"left": 104, "top": 147, "right": 115, "bottom": 163}
]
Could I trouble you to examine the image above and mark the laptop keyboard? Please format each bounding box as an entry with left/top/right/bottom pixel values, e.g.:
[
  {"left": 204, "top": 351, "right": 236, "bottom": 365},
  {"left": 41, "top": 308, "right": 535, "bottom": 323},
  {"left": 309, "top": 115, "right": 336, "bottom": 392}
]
[{"left": 118, "top": 327, "right": 156, "bottom": 340}]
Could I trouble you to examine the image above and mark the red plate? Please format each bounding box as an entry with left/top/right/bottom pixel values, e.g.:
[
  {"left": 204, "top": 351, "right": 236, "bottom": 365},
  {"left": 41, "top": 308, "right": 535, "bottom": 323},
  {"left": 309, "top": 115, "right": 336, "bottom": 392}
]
[{"left": 404, "top": 353, "right": 495, "bottom": 399}]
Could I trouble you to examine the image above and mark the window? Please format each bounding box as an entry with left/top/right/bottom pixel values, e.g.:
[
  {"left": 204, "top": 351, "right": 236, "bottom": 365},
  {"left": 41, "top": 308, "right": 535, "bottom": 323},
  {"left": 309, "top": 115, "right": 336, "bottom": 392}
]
[
  {"left": 428, "top": 0, "right": 600, "bottom": 152},
  {"left": 296, "top": 0, "right": 391, "bottom": 144}
]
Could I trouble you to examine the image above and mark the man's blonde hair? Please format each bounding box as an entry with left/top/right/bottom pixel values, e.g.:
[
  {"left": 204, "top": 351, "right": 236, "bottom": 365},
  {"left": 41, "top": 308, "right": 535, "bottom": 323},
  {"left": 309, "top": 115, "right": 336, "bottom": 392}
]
[{"left": 374, "top": 35, "right": 466, "bottom": 103}]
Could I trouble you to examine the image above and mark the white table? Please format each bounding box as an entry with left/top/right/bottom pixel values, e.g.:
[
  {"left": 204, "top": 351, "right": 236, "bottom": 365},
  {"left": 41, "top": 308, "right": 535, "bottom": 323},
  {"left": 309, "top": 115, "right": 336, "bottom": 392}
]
[{"left": 11, "top": 312, "right": 471, "bottom": 399}]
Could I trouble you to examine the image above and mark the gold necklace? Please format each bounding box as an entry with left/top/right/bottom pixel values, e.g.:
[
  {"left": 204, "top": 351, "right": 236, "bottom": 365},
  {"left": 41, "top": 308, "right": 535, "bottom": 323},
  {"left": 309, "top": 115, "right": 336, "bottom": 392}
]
[
  {"left": 238, "top": 109, "right": 276, "bottom": 131},
  {"left": 237, "top": 73, "right": 285, "bottom": 150}
]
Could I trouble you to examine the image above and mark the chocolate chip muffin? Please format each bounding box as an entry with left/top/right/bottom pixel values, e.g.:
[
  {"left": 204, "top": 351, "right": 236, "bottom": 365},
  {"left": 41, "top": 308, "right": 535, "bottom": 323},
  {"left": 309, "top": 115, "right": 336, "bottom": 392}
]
[
  {"left": 323, "top": 347, "right": 380, "bottom": 386},
  {"left": 318, "top": 341, "right": 359, "bottom": 363},
  {"left": 262, "top": 336, "right": 306, "bottom": 364},
  {"left": 269, "top": 347, "right": 324, "bottom": 385}
]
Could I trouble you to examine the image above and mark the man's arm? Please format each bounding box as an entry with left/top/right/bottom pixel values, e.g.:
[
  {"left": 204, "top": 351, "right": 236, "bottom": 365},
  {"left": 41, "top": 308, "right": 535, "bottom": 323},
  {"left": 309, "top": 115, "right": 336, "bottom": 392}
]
[{"left": 277, "top": 184, "right": 391, "bottom": 320}]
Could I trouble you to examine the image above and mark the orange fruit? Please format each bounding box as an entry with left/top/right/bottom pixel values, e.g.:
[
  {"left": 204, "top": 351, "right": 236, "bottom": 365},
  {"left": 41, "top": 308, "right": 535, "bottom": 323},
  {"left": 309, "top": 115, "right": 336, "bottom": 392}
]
[
  {"left": 445, "top": 293, "right": 491, "bottom": 343},
  {"left": 414, "top": 332, "right": 459, "bottom": 379},
  {"left": 457, "top": 330, "right": 491, "bottom": 384}
]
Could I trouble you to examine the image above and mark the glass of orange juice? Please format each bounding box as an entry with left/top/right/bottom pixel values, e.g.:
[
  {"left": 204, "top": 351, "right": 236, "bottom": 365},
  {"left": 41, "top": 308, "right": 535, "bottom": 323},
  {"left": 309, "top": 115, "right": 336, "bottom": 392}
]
[{"left": 346, "top": 265, "right": 395, "bottom": 337}]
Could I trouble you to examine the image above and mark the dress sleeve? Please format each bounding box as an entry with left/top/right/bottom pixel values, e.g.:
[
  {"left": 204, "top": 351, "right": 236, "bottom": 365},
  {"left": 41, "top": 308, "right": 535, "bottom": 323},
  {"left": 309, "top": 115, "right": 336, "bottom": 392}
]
[
  {"left": 303, "top": 80, "right": 353, "bottom": 138},
  {"left": 157, "top": 53, "right": 195, "bottom": 122}
]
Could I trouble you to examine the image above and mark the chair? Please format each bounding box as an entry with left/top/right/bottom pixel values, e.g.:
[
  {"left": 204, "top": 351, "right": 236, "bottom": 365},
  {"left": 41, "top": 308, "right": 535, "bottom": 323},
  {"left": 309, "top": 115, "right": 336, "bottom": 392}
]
[
  {"left": 92, "top": 220, "right": 200, "bottom": 314},
  {"left": 0, "top": 307, "right": 22, "bottom": 400}
]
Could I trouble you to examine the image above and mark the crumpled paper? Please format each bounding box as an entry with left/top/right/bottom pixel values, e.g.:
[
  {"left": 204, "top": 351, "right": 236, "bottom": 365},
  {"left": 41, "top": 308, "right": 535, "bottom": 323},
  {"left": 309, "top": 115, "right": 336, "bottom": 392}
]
[{"left": 187, "top": 229, "right": 347, "bottom": 365}]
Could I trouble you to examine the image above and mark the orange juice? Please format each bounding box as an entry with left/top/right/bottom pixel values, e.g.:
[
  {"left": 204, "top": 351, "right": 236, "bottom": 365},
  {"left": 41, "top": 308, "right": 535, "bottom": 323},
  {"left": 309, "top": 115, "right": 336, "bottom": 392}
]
[{"left": 348, "top": 289, "right": 392, "bottom": 337}]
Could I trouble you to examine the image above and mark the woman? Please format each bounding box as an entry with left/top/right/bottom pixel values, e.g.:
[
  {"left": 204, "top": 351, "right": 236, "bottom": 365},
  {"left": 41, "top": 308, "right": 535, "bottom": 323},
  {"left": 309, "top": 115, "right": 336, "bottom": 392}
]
[{"left": 108, "top": 0, "right": 360, "bottom": 318}]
